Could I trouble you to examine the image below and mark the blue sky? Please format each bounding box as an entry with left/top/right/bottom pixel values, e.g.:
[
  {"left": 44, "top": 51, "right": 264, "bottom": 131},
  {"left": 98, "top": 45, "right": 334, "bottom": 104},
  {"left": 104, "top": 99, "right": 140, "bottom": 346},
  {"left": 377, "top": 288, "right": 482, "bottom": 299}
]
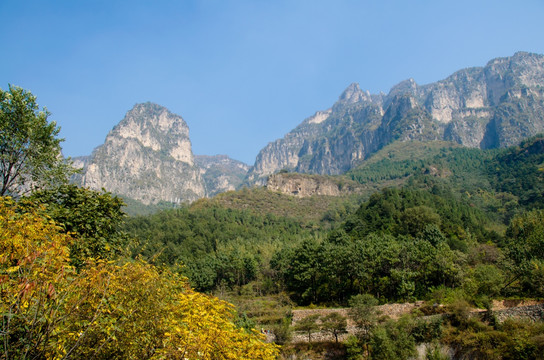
[{"left": 1, "top": 0, "right": 543, "bottom": 164}]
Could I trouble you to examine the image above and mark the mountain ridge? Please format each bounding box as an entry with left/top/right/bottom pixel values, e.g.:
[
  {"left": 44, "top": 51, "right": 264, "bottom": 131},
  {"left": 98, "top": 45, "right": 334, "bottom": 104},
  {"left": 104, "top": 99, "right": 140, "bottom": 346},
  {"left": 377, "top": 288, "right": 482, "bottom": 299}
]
[
  {"left": 246, "top": 51, "right": 544, "bottom": 183},
  {"left": 74, "top": 52, "right": 544, "bottom": 206},
  {"left": 73, "top": 103, "right": 247, "bottom": 205}
]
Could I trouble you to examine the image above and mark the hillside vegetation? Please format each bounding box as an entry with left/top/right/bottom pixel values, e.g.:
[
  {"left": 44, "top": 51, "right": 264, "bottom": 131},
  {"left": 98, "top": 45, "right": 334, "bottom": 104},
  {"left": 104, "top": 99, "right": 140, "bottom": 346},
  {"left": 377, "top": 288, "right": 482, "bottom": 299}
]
[
  {"left": 124, "top": 136, "right": 544, "bottom": 302},
  {"left": 121, "top": 136, "right": 544, "bottom": 359},
  {"left": 5, "top": 84, "right": 544, "bottom": 359},
  {"left": 0, "top": 86, "right": 278, "bottom": 359}
]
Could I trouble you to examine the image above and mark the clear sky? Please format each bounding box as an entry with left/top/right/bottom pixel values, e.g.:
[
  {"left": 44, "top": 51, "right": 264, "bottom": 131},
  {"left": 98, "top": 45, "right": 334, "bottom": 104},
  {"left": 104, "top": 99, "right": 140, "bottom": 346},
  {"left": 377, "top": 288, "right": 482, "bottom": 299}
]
[{"left": 1, "top": 0, "right": 543, "bottom": 165}]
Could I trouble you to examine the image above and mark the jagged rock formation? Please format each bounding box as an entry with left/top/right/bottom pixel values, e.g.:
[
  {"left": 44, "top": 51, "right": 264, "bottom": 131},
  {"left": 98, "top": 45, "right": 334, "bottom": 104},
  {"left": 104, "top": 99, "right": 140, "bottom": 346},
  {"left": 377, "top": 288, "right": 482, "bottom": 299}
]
[
  {"left": 74, "top": 103, "right": 250, "bottom": 204},
  {"left": 248, "top": 52, "right": 544, "bottom": 183},
  {"left": 266, "top": 172, "right": 363, "bottom": 197},
  {"left": 74, "top": 103, "right": 250, "bottom": 205},
  {"left": 74, "top": 52, "right": 544, "bottom": 201},
  {"left": 74, "top": 103, "right": 204, "bottom": 205},
  {"left": 195, "top": 155, "right": 250, "bottom": 197}
]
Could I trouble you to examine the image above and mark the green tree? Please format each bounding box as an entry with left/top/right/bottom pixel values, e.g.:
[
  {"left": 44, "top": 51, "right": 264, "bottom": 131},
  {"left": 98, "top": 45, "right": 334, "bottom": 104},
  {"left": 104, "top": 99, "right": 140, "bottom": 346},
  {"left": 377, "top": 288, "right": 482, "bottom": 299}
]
[
  {"left": 270, "top": 317, "right": 292, "bottom": 345},
  {"left": 349, "top": 294, "right": 380, "bottom": 345},
  {"left": 281, "top": 238, "right": 324, "bottom": 304},
  {"left": 345, "top": 335, "right": 365, "bottom": 360},
  {"left": 370, "top": 318, "right": 417, "bottom": 360},
  {"left": 320, "top": 312, "right": 347, "bottom": 343},
  {"left": 0, "top": 85, "right": 74, "bottom": 197},
  {"left": 294, "top": 314, "right": 321, "bottom": 343},
  {"left": 398, "top": 205, "right": 441, "bottom": 237},
  {"left": 24, "top": 184, "right": 129, "bottom": 268},
  {"left": 503, "top": 209, "right": 544, "bottom": 294}
]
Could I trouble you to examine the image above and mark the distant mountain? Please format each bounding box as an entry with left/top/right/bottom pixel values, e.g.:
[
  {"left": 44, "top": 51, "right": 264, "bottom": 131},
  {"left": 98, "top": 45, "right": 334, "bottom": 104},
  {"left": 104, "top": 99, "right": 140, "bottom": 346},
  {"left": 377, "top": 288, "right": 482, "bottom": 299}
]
[
  {"left": 74, "top": 103, "right": 248, "bottom": 205},
  {"left": 247, "top": 52, "right": 544, "bottom": 184},
  {"left": 74, "top": 52, "right": 544, "bottom": 205},
  {"left": 195, "top": 155, "right": 250, "bottom": 197}
]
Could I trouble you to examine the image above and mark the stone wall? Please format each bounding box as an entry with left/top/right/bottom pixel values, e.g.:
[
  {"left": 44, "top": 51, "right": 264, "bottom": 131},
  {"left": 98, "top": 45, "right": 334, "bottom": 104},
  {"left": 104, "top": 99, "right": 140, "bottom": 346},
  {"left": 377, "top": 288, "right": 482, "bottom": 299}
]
[
  {"left": 493, "top": 303, "right": 544, "bottom": 322},
  {"left": 288, "top": 301, "right": 544, "bottom": 344},
  {"left": 291, "top": 301, "right": 425, "bottom": 325},
  {"left": 290, "top": 302, "right": 426, "bottom": 344}
]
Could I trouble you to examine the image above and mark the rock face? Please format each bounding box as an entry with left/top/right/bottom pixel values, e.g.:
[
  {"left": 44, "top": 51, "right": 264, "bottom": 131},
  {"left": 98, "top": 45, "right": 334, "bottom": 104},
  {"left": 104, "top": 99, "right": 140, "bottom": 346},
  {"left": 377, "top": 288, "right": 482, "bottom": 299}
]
[
  {"left": 195, "top": 155, "right": 250, "bottom": 197},
  {"left": 74, "top": 103, "right": 248, "bottom": 205},
  {"left": 74, "top": 103, "right": 204, "bottom": 205},
  {"left": 266, "top": 173, "right": 362, "bottom": 197},
  {"left": 248, "top": 52, "right": 544, "bottom": 183}
]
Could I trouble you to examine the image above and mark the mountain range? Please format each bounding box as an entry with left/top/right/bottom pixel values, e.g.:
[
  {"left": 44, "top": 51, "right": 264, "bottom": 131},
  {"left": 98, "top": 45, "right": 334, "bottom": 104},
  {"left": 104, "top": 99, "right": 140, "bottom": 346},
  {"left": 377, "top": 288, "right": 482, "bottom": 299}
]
[
  {"left": 247, "top": 51, "right": 544, "bottom": 183},
  {"left": 74, "top": 51, "right": 544, "bottom": 205}
]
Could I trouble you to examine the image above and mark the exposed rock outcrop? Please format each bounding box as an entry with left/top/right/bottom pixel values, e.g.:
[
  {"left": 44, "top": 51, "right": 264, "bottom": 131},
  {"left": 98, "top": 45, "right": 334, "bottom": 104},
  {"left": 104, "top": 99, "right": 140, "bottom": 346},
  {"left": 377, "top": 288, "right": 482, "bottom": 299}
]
[
  {"left": 266, "top": 173, "right": 362, "bottom": 197},
  {"left": 74, "top": 103, "right": 250, "bottom": 205},
  {"left": 74, "top": 52, "right": 544, "bottom": 202},
  {"left": 74, "top": 103, "right": 205, "bottom": 205},
  {"left": 195, "top": 155, "right": 250, "bottom": 197},
  {"left": 248, "top": 52, "right": 544, "bottom": 183}
]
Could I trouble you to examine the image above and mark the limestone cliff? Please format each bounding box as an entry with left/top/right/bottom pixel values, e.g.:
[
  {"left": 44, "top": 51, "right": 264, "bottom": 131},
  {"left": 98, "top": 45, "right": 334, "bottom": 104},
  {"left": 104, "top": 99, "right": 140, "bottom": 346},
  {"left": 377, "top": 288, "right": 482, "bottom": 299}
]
[
  {"left": 266, "top": 172, "right": 363, "bottom": 197},
  {"left": 74, "top": 103, "right": 250, "bottom": 204},
  {"left": 74, "top": 103, "right": 205, "bottom": 205},
  {"left": 248, "top": 52, "right": 544, "bottom": 183}
]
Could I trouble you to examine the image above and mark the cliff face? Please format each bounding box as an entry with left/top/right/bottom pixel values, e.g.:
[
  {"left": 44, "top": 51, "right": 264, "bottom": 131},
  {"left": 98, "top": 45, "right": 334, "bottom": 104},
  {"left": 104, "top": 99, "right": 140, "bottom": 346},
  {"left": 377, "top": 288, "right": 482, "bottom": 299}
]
[
  {"left": 266, "top": 173, "right": 362, "bottom": 197},
  {"left": 74, "top": 52, "right": 544, "bottom": 201},
  {"left": 74, "top": 103, "right": 205, "bottom": 205},
  {"left": 248, "top": 52, "right": 544, "bottom": 183},
  {"left": 195, "top": 155, "right": 250, "bottom": 197}
]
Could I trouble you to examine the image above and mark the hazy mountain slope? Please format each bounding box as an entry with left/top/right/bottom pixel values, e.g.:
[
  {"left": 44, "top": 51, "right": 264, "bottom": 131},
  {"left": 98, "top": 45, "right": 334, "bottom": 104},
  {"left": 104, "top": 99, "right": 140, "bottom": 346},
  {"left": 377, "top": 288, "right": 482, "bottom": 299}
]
[
  {"left": 195, "top": 155, "right": 250, "bottom": 197},
  {"left": 248, "top": 52, "right": 544, "bottom": 183}
]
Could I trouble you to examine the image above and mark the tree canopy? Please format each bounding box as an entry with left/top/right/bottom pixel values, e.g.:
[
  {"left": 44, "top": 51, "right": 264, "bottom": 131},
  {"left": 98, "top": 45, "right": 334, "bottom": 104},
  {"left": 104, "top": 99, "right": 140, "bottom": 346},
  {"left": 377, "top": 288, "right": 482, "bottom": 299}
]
[
  {"left": 0, "top": 85, "right": 74, "bottom": 197},
  {"left": 25, "top": 184, "right": 129, "bottom": 268},
  {"left": 0, "top": 197, "right": 279, "bottom": 359}
]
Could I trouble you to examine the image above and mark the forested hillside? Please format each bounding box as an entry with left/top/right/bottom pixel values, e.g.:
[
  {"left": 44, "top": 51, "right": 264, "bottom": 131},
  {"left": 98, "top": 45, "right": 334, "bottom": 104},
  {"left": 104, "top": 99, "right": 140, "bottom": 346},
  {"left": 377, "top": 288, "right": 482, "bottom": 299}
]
[
  {"left": 127, "top": 135, "right": 544, "bottom": 299},
  {"left": 122, "top": 135, "right": 544, "bottom": 359},
  {"left": 4, "top": 85, "right": 544, "bottom": 359}
]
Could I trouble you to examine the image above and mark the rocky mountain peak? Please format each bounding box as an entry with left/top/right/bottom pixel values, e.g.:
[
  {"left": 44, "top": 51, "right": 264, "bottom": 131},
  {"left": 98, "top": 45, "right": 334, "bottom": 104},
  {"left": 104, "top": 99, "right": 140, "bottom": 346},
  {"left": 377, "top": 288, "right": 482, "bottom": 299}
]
[
  {"left": 195, "top": 155, "right": 250, "bottom": 197},
  {"left": 386, "top": 94, "right": 419, "bottom": 115},
  {"left": 486, "top": 51, "right": 542, "bottom": 67},
  {"left": 388, "top": 78, "right": 419, "bottom": 99},
  {"left": 74, "top": 103, "right": 205, "bottom": 205},
  {"left": 74, "top": 103, "right": 250, "bottom": 205},
  {"left": 338, "top": 83, "right": 372, "bottom": 104},
  {"left": 484, "top": 52, "right": 544, "bottom": 92},
  {"left": 112, "top": 102, "right": 194, "bottom": 165},
  {"left": 248, "top": 52, "right": 544, "bottom": 183},
  {"left": 117, "top": 102, "right": 186, "bottom": 134}
]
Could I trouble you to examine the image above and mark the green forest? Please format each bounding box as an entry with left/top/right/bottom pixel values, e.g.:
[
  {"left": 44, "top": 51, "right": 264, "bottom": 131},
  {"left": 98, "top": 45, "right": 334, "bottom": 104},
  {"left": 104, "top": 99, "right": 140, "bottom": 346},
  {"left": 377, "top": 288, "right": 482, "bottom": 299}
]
[
  {"left": 121, "top": 136, "right": 544, "bottom": 359},
  {"left": 2, "top": 86, "right": 544, "bottom": 359}
]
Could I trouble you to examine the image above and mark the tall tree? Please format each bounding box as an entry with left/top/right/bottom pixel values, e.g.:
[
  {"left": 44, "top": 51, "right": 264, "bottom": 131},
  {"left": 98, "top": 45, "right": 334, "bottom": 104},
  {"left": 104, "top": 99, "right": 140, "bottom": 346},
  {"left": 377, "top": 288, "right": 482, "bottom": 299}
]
[
  {"left": 25, "top": 185, "right": 129, "bottom": 268},
  {"left": 321, "top": 312, "right": 348, "bottom": 343},
  {"left": 0, "top": 85, "right": 73, "bottom": 197},
  {"left": 294, "top": 314, "right": 321, "bottom": 343},
  {"left": 349, "top": 294, "right": 380, "bottom": 342}
]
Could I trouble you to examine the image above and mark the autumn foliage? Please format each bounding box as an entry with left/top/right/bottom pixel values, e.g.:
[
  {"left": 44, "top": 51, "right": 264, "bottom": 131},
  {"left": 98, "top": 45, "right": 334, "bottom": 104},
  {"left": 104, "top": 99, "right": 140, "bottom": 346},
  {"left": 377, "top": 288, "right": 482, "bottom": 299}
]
[{"left": 0, "top": 197, "right": 278, "bottom": 359}]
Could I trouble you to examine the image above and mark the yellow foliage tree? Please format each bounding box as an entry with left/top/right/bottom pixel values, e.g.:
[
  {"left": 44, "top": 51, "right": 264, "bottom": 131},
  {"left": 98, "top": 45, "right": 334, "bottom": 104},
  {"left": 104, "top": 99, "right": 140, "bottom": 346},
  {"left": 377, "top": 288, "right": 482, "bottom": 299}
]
[
  {"left": 0, "top": 197, "right": 75, "bottom": 358},
  {"left": 0, "top": 197, "right": 279, "bottom": 359}
]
